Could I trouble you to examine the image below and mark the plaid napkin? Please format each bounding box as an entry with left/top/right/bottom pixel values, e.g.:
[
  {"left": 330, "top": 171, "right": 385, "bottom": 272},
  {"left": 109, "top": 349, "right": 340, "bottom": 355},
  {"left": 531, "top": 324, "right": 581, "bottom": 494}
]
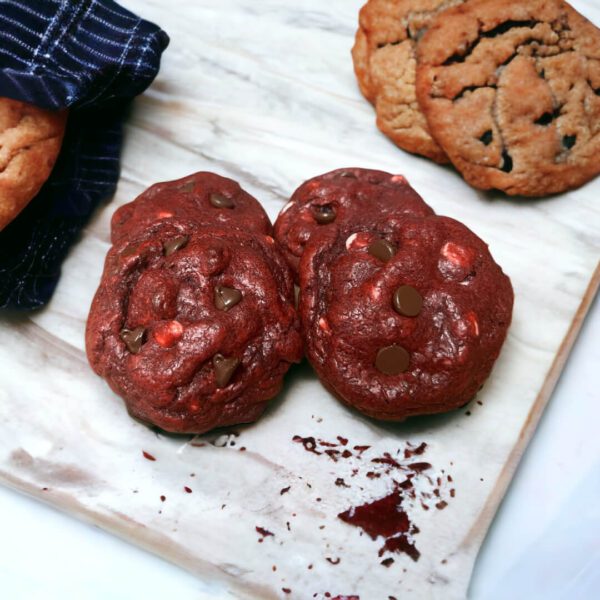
[{"left": 0, "top": 0, "right": 169, "bottom": 310}]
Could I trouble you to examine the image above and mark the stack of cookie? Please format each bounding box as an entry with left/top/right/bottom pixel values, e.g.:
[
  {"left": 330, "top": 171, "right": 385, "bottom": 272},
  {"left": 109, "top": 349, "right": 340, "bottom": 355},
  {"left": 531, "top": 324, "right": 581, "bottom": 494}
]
[
  {"left": 86, "top": 173, "right": 303, "bottom": 434},
  {"left": 274, "top": 168, "right": 514, "bottom": 421},
  {"left": 352, "top": 0, "right": 600, "bottom": 196}
]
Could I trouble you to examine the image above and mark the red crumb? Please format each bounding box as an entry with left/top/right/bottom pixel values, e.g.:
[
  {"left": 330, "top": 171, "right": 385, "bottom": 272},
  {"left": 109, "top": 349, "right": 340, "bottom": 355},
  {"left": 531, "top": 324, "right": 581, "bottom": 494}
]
[{"left": 256, "top": 526, "right": 274, "bottom": 539}]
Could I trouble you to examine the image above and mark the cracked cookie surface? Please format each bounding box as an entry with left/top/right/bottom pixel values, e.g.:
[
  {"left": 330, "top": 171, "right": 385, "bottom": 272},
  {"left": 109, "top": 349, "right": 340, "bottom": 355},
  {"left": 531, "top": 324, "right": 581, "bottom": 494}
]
[
  {"left": 111, "top": 171, "right": 272, "bottom": 244},
  {"left": 299, "top": 215, "right": 513, "bottom": 421},
  {"left": 0, "top": 98, "right": 67, "bottom": 230},
  {"left": 274, "top": 167, "right": 434, "bottom": 279},
  {"left": 416, "top": 0, "right": 600, "bottom": 196},
  {"left": 352, "top": 0, "right": 465, "bottom": 163},
  {"left": 87, "top": 221, "right": 302, "bottom": 434}
]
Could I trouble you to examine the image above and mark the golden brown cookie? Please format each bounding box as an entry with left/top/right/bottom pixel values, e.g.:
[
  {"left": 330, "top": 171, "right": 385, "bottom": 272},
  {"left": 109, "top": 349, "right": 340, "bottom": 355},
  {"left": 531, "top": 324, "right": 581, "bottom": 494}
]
[
  {"left": 0, "top": 98, "right": 67, "bottom": 231},
  {"left": 351, "top": 0, "right": 465, "bottom": 163},
  {"left": 416, "top": 0, "right": 600, "bottom": 196}
]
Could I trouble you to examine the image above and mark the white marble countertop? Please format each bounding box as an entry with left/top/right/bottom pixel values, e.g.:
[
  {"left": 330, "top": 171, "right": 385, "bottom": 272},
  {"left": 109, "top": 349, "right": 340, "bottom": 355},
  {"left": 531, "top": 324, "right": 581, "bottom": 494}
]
[
  {"left": 1, "top": 1, "right": 599, "bottom": 597},
  {"left": 1, "top": 297, "right": 598, "bottom": 599}
]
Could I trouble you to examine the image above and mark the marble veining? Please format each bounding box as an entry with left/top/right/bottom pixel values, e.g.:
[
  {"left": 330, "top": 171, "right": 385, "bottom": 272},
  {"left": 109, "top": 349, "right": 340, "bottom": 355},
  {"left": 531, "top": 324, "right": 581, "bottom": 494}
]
[{"left": 1, "top": 1, "right": 599, "bottom": 598}]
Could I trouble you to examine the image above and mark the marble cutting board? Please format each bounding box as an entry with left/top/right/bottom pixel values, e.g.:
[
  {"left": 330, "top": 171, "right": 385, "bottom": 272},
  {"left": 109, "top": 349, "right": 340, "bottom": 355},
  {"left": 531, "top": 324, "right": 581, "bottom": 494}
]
[{"left": 1, "top": 1, "right": 599, "bottom": 598}]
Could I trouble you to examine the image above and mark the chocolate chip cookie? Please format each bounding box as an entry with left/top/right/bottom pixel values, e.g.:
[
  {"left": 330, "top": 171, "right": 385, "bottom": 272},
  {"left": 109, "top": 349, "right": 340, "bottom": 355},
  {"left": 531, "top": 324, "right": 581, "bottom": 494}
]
[
  {"left": 86, "top": 220, "right": 302, "bottom": 434},
  {"left": 352, "top": 0, "right": 465, "bottom": 163},
  {"left": 416, "top": 0, "right": 600, "bottom": 196},
  {"left": 0, "top": 98, "right": 67, "bottom": 231},
  {"left": 299, "top": 215, "right": 513, "bottom": 421},
  {"left": 274, "top": 168, "right": 434, "bottom": 278},
  {"left": 111, "top": 171, "right": 272, "bottom": 243}
]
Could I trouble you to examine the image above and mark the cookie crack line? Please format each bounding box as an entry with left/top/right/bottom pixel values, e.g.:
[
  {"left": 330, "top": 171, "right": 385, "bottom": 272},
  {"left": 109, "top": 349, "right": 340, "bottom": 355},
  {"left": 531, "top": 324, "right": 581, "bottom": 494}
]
[
  {"left": 443, "top": 19, "right": 540, "bottom": 66},
  {"left": 0, "top": 133, "right": 62, "bottom": 174},
  {"left": 443, "top": 26, "right": 589, "bottom": 170},
  {"left": 374, "top": 2, "right": 463, "bottom": 49}
]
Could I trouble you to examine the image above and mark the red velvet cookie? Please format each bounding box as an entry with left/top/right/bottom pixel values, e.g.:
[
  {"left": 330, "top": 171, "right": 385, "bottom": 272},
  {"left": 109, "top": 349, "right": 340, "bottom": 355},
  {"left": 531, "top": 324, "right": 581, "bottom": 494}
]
[
  {"left": 86, "top": 220, "right": 302, "bottom": 434},
  {"left": 299, "top": 215, "right": 513, "bottom": 421},
  {"left": 111, "top": 172, "right": 272, "bottom": 244},
  {"left": 274, "top": 168, "right": 434, "bottom": 278}
]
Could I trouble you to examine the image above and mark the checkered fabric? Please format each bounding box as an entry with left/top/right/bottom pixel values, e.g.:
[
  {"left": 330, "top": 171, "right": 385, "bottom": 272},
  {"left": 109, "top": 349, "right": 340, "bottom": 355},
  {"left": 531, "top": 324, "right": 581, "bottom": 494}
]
[{"left": 0, "top": 0, "right": 169, "bottom": 309}]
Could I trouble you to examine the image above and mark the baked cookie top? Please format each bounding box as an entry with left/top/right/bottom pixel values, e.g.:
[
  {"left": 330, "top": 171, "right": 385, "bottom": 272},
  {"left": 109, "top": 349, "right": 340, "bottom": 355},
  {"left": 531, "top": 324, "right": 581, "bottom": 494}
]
[
  {"left": 416, "top": 0, "right": 600, "bottom": 196},
  {"left": 352, "top": 0, "right": 465, "bottom": 163},
  {"left": 299, "top": 215, "right": 513, "bottom": 421},
  {"left": 0, "top": 98, "right": 67, "bottom": 231},
  {"left": 86, "top": 220, "right": 302, "bottom": 434},
  {"left": 111, "top": 171, "right": 272, "bottom": 243},
  {"left": 274, "top": 167, "right": 434, "bottom": 277}
]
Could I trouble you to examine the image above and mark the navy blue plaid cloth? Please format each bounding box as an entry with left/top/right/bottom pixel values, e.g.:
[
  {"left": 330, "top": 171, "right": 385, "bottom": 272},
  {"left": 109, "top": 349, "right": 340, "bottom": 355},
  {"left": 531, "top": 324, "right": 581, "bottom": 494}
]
[{"left": 0, "top": 0, "right": 169, "bottom": 310}]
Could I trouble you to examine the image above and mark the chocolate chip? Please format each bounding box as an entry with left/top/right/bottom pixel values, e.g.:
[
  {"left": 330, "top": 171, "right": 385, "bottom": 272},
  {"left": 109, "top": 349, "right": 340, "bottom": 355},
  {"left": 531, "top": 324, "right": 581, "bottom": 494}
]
[
  {"left": 179, "top": 181, "right": 195, "bottom": 192},
  {"left": 393, "top": 285, "right": 423, "bottom": 317},
  {"left": 210, "top": 193, "right": 234, "bottom": 209},
  {"left": 214, "top": 286, "right": 242, "bottom": 311},
  {"left": 368, "top": 239, "right": 396, "bottom": 262},
  {"left": 312, "top": 205, "right": 336, "bottom": 224},
  {"left": 375, "top": 345, "right": 410, "bottom": 375},
  {"left": 164, "top": 236, "right": 189, "bottom": 256},
  {"left": 120, "top": 244, "right": 140, "bottom": 259},
  {"left": 563, "top": 135, "right": 576, "bottom": 149},
  {"left": 339, "top": 171, "right": 357, "bottom": 179},
  {"left": 535, "top": 107, "right": 560, "bottom": 126},
  {"left": 213, "top": 354, "right": 240, "bottom": 388},
  {"left": 479, "top": 130, "right": 493, "bottom": 146},
  {"left": 535, "top": 112, "right": 552, "bottom": 126},
  {"left": 500, "top": 150, "right": 513, "bottom": 173},
  {"left": 120, "top": 327, "right": 146, "bottom": 354}
]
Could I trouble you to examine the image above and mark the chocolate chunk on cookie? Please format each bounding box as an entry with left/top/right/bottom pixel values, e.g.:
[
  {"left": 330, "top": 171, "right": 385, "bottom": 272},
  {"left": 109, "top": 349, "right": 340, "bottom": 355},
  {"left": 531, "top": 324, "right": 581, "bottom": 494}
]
[
  {"left": 0, "top": 98, "right": 67, "bottom": 231},
  {"left": 111, "top": 172, "right": 272, "bottom": 243},
  {"left": 352, "top": 0, "right": 465, "bottom": 163},
  {"left": 416, "top": 0, "right": 600, "bottom": 196},
  {"left": 86, "top": 221, "right": 302, "bottom": 434},
  {"left": 299, "top": 215, "right": 513, "bottom": 421},
  {"left": 274, "top": 168, "right": 433, "bottom": 278}
]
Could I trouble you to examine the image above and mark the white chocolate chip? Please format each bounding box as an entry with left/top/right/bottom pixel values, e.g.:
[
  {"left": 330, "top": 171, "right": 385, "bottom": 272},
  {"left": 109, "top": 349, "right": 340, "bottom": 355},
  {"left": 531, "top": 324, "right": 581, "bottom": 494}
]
[
  {"left": 441, "top": 242, "right": 470, "bottom": 267},
  {"left": 345, "top": 233, "right": 359, "bottom": 250},
  {"left": 280, "top": 201, "right": 294, "bottom": 214},
  {"left": 318, "top": 317, "right": 331, "bottom": 333},
  {"left": 346, "top": 231, "right": 371, "bottom": 251},
  {"left": 467, "top": 312, "right": 480, "bottom": 337},
  {"left": 368, "top": 285, "right": 382, "bottom": 301}
]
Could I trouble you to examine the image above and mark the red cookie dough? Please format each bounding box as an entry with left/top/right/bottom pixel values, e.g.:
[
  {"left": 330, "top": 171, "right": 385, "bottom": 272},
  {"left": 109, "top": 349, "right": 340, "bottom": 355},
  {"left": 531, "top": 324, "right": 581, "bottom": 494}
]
[
  {"left": 299, "top": 215, "right": 513, "bottom": 421},
  {"left": 86, "top": 220, "right": 302, "bottom": 434},
  {"left": 274, "top": 168, "right": 434, "bottom": 278},
  {"left": 111, "top": 171, "right": 272, "bottom": 244}
]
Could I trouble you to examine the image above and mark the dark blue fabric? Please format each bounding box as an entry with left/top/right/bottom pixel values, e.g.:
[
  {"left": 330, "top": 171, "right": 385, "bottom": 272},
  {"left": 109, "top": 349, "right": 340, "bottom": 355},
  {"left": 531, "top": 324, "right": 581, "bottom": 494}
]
[{"left": 0, "top": 0, "right": 169, "bottom": 309}]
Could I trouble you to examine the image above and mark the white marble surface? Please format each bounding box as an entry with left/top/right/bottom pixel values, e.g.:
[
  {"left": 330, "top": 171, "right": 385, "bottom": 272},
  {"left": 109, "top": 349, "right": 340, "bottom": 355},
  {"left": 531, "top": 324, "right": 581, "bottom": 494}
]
[{"left": 0, "top": 1, "right": 599, "bottom": 598}]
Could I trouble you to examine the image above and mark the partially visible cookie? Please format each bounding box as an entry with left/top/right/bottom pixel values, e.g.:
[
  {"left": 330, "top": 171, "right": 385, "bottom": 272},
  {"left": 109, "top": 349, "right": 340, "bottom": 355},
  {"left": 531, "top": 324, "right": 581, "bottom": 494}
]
[
  {"left": 352, "top": 28, "right": 376, "bottom": 103},
  {"left": 274, "top": 167, "right": 434, "bottom": 278},
  {"left": 352, "top": 0, "right": 465, "bottom": 163},
  {"left": 86, "top": 220, "right": 302, "bottom": 434},
  {"left": 111, "top": 171, "right": 272, "bottom": 243},
  {"left": 299, "top": 215, "right": 514, "bottom": 421},
  {"left": 416, "top": 0, "right": 600, "bottom": 196},
  {"left": 0, "top": 98, "right": 67, "bottom": 231}
]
